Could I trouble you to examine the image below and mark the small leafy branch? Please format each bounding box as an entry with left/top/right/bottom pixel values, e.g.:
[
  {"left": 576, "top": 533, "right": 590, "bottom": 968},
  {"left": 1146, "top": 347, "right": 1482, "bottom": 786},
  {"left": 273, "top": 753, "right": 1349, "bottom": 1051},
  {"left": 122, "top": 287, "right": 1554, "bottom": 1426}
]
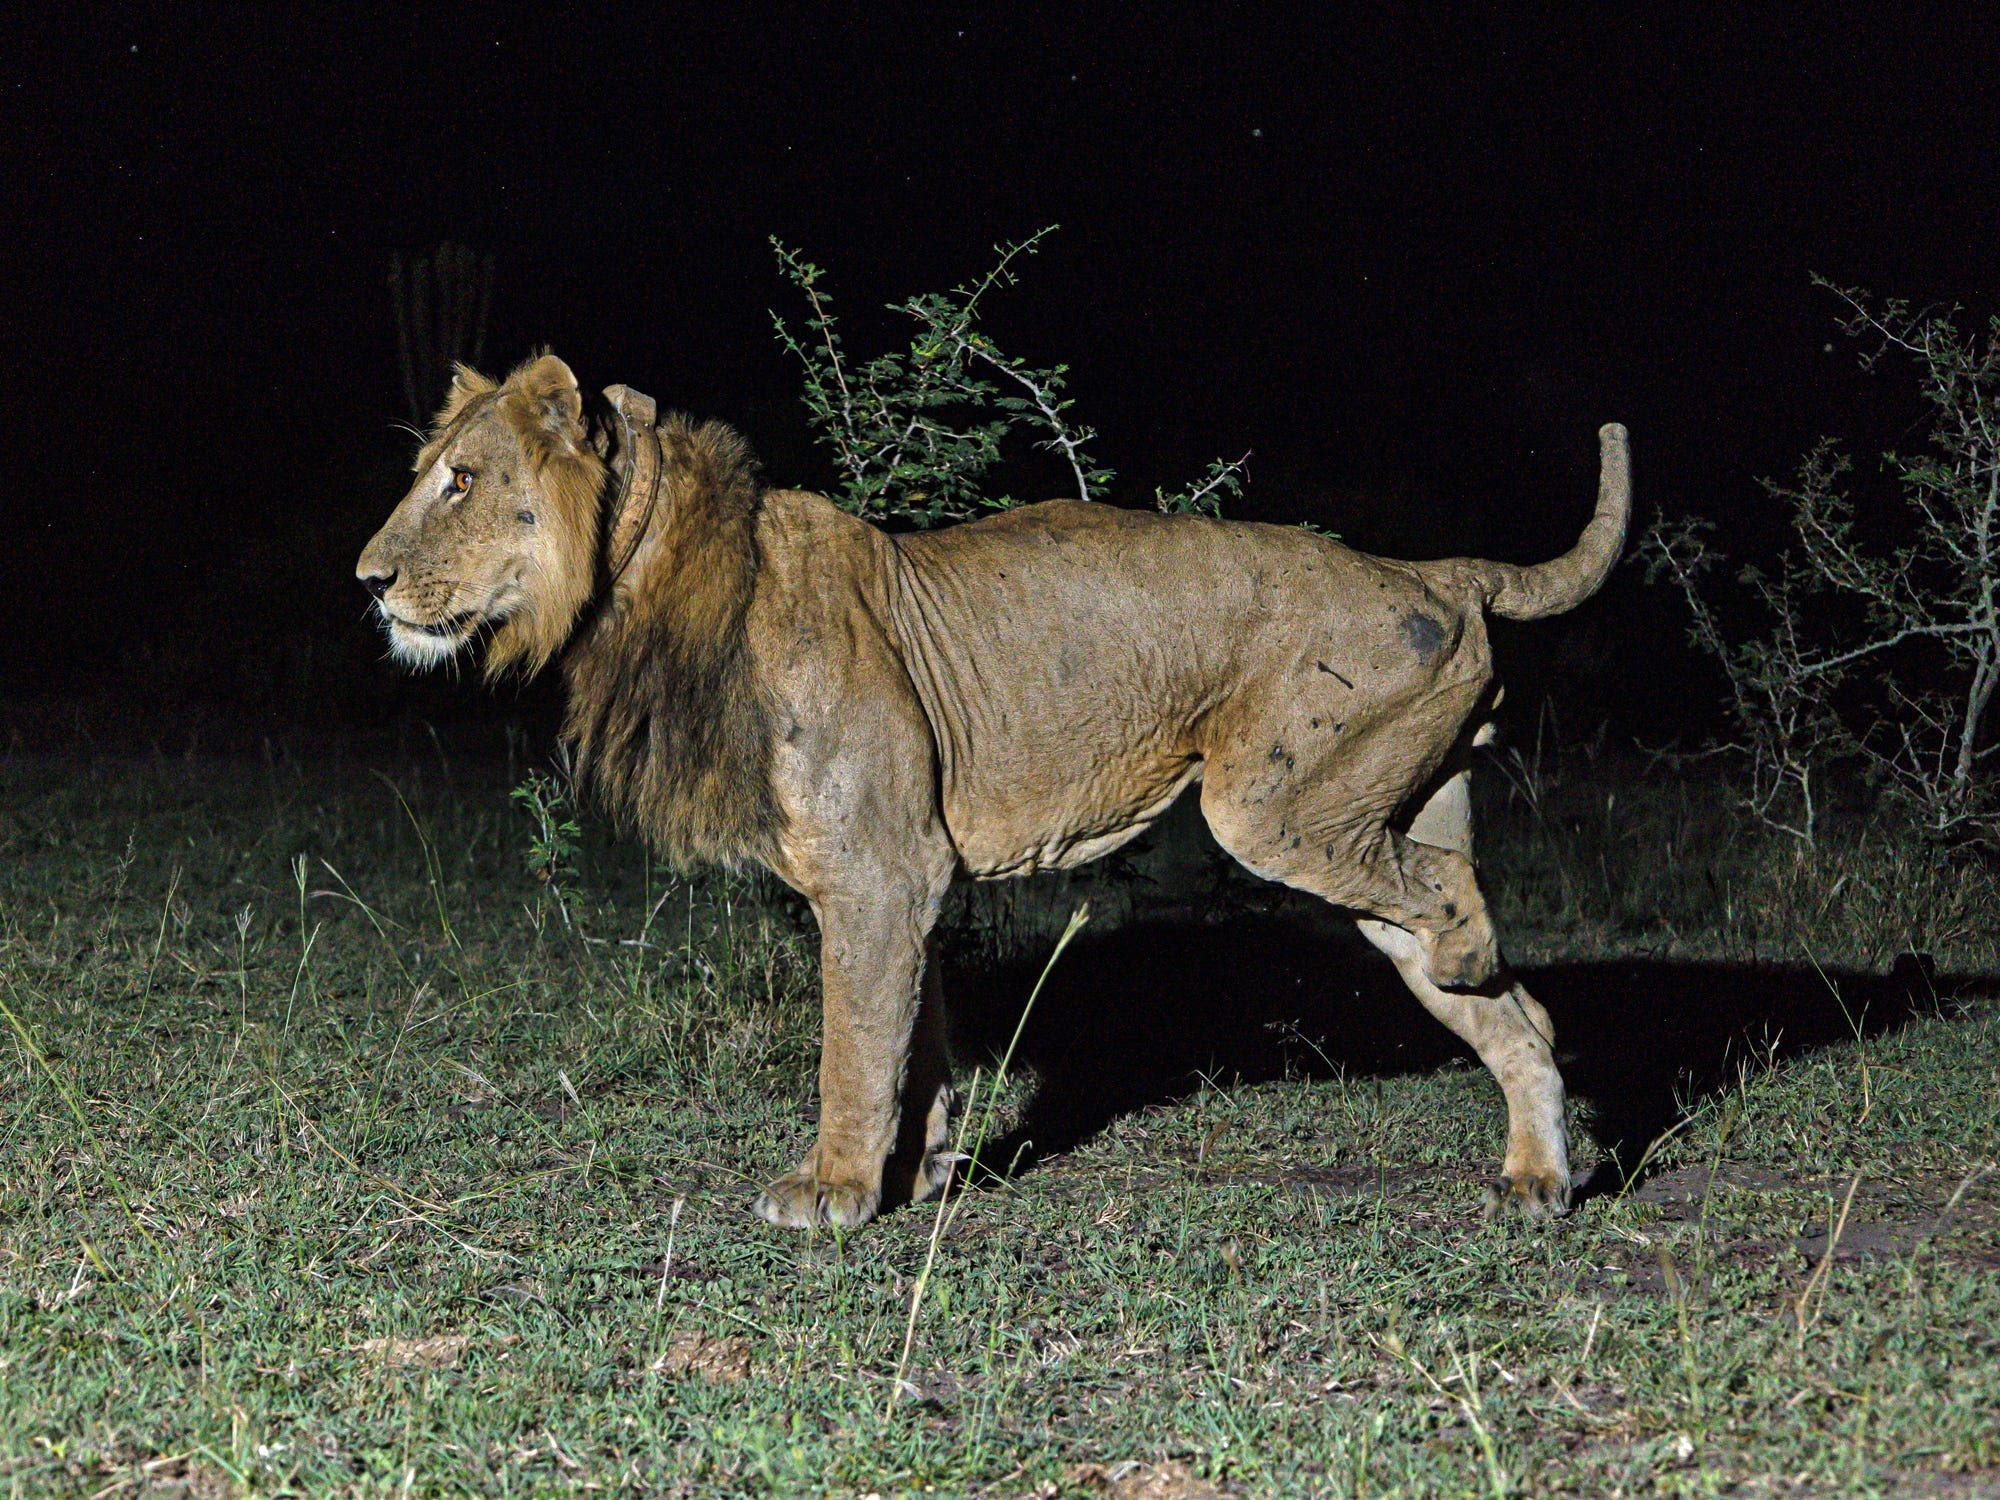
[
  {"left": 773, "top": 228, "right": 1249, "bottom": 529},
  {"left": 772, "top": 227, "right": 1109, "bottom": 526},
  {"left": 1646, "top": 280, "right": 2000, "bottom": 847},
  {"left": 1156, "top": 453, "right": 1253, "bottom": 519},
  {"left": 511, "top": 767, "right": 583, "bottom": 931}
]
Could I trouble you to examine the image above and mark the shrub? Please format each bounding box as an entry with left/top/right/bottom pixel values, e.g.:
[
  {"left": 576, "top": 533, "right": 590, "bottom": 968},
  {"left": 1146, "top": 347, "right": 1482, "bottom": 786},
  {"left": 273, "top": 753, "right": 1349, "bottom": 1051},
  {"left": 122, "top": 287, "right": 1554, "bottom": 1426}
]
[
  {"left": 1647, "top": 281, "right": 2000, "bottom": 847},
  {"left": 770, "top": 227, "right": 1246, "bottom": 528}
]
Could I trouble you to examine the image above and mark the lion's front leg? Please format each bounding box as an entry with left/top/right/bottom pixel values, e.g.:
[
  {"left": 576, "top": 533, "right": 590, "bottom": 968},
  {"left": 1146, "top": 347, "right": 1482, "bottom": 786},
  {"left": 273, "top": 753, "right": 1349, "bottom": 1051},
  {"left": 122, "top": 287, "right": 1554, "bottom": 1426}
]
[
  {"left": 876, "top": 943, "right": 957, "bottom": 1209},
  {"left": 754, "top": 883, "right": 949, "bottom": 1230}
]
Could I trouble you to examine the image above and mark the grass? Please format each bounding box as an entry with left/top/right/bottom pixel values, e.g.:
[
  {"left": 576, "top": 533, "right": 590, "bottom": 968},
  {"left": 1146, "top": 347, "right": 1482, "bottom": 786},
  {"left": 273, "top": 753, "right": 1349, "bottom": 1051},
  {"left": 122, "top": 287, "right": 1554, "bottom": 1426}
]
[{"left": 0, "top": 740, "right": 1996, "bottom": 1497}]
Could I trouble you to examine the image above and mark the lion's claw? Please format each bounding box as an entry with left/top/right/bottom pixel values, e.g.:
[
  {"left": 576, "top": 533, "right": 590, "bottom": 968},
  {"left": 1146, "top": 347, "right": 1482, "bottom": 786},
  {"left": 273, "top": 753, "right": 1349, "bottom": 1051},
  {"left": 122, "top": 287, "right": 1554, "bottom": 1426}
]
[
  {"left": 1481, "top": 1170, "right": 1571, "bottom": 1221},
  {"left": 910, "top": 1149, "right": 962, "bottom": 1203},
  {"left": 753, "top": 1170, "right": 881, "bottom": 1229}
]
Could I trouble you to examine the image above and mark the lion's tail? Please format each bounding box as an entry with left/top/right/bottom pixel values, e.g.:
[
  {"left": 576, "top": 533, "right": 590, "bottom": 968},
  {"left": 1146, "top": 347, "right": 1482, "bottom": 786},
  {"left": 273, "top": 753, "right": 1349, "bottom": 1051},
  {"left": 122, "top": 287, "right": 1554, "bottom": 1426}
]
[{"left": 1470, "top": 423, "right": 1631, "bottom": 622}]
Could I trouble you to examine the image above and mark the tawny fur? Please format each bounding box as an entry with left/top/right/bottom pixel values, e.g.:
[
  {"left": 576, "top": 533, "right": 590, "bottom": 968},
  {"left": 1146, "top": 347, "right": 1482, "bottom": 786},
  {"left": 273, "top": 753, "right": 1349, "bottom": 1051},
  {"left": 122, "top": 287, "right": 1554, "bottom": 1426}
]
[{"left": 358, "top": 353, "right": 1631, "bottom": 1233}]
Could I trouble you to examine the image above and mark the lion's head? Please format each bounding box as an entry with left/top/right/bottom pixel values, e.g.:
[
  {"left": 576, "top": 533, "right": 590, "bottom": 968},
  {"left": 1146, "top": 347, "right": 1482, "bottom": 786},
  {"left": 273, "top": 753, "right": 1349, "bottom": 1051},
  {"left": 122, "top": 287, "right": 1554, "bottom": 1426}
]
[{"left": 357, "top": 354, "right": 605, "bottom": 678}]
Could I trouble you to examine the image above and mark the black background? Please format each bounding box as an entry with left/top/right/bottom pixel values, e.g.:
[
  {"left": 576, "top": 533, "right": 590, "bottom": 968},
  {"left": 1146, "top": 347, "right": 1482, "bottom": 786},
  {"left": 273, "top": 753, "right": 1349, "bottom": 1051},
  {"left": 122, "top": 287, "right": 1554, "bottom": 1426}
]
[{"left": 9, "top": 6, "right": 1998, "bottom": 740}]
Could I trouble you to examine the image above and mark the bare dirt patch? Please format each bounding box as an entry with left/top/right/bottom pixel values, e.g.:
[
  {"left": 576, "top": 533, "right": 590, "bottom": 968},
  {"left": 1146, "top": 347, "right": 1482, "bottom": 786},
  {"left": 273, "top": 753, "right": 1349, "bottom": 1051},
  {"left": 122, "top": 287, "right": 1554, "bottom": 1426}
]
[
  {"left": 651, "top": 1329, "right": 752, "bottom": 1383},
  {"left": 355, "top": 1333, "right": 472, "bottom": 1370},
  {"left": 1064, "top": 1458, "right": 1240, "bottom": 1499}
]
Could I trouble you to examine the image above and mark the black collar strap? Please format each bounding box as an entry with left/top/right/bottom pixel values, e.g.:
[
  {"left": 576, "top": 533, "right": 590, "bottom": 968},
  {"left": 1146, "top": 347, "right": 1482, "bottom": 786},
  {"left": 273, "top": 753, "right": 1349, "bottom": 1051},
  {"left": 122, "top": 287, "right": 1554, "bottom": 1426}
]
[{"left": 601, "top": 383, "right": 662, "bottom": 586}]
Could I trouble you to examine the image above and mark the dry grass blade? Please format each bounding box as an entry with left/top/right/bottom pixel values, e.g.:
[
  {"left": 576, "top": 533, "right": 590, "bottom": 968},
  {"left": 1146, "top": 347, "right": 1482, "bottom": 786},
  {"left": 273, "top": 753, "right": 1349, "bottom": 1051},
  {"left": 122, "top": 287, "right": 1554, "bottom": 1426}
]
[
  {"left": 1794, "top": 1171, "right": 1864, "bottom": 1339},
  {"left": 889, "top": 903, "right": 1090, "bottom": 1415}
]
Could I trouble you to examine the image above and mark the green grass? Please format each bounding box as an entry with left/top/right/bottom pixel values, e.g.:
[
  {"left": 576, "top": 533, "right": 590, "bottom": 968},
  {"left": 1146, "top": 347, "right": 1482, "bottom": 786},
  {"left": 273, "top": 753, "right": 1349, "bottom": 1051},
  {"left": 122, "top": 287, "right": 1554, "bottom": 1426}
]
[{"left": 1, "top": 746, "right": 1996, "bottom": 1497}]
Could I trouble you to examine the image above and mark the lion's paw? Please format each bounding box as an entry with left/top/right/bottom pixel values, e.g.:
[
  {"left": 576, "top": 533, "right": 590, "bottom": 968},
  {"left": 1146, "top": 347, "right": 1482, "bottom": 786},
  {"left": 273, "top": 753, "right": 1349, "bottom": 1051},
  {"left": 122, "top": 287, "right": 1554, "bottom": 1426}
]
[
  {"left": 753, "top": 1169, "right": 881, "bottom": 1230},
  {"left": 1481, "top": 1170, "right": 1572, "bottom": 1221}
]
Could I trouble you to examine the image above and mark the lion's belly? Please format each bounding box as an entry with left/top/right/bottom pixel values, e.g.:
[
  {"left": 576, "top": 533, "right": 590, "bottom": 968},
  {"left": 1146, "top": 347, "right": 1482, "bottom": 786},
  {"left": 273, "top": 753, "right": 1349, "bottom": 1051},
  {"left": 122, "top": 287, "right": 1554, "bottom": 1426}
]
[{"left": 947, "top": 751, "right": 1204, "bottom": 879}]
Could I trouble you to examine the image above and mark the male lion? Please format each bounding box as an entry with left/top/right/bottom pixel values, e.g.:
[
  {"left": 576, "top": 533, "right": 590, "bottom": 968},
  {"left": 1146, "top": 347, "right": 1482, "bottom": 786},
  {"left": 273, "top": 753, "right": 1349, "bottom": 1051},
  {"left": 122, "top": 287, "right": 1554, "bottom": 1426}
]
[{"left": 358, "top": 354, "right": 1630, "bottom": 1228}]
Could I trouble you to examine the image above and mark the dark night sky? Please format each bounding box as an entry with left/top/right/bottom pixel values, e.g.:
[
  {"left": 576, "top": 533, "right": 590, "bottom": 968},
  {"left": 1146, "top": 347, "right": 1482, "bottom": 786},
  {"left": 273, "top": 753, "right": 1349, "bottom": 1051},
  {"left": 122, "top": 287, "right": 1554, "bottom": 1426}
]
[{"left": 8, "top": 6, "right": 1999, "bottom": 727}]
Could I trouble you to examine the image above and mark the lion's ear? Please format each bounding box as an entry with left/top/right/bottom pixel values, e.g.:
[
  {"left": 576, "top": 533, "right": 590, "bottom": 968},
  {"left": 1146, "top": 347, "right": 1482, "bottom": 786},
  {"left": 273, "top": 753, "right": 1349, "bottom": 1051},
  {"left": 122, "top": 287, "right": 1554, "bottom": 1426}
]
[
  {"left": 432, "top": 363, "right": 497, "bottom": 431},
  {"left": 510, "top": 353, "right": 586, "bottom": 454}
]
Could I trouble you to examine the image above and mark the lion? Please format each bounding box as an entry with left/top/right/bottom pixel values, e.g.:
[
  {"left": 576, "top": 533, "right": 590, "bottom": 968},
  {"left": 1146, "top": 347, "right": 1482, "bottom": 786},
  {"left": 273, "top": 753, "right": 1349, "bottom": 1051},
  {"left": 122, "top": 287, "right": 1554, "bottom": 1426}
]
[{"left": 357, "top": 353, "right": 1630, "bottom": 1228}]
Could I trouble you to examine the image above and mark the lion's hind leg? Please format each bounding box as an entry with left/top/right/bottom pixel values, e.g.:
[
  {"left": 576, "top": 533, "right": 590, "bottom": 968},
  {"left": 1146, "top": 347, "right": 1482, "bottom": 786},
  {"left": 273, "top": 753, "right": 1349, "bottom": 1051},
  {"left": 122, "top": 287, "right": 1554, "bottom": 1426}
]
[
  {"left": 1361, "top": 768, "right": 1570, "bottom": 1218},
  {"left": 1356, "top": 918, "right": 1571, "bottom": 1218},
  {"left": 1199, "top": 756, "right": 1501, "bottom": 992},
  {"left": 1204, "top": 751, "right": 1571, "bottom": 1219}
]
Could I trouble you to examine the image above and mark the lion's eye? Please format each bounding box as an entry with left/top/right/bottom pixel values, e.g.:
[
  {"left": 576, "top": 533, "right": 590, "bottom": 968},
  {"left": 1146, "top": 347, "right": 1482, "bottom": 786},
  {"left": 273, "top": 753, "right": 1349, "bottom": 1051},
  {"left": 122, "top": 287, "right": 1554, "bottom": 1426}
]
[{"left": 448, "top": 468, "right": 473, "bottom": 497}]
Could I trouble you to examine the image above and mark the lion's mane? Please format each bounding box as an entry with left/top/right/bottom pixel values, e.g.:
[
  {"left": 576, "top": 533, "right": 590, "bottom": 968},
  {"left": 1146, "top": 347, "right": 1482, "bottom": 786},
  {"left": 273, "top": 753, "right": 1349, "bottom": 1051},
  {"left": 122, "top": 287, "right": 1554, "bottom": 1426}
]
[{"left": 561, "top": 414, "right": 783, "bottom": 870}]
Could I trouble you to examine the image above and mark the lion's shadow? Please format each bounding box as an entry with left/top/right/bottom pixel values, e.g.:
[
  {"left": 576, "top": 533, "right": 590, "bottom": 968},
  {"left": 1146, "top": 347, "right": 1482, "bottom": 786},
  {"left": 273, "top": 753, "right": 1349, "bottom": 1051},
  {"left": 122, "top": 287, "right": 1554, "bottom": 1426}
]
[{"left": 941, "top": 913, "right": 1971, "bottom": 1191}]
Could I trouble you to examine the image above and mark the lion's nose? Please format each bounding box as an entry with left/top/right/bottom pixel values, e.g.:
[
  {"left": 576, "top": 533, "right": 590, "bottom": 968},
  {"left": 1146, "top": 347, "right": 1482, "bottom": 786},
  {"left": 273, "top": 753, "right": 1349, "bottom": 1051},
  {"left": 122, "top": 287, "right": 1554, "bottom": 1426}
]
[{"left": 359, "top": 568, "right": 396, "bottom": 600}]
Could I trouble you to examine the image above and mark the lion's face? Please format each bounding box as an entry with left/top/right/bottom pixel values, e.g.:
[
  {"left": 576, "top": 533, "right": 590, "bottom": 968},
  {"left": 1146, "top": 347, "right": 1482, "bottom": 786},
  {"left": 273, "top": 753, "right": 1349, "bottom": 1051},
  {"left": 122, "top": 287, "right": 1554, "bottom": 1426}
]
[{"left": 358, "top": 356, "right": 604, "bottom": 676}]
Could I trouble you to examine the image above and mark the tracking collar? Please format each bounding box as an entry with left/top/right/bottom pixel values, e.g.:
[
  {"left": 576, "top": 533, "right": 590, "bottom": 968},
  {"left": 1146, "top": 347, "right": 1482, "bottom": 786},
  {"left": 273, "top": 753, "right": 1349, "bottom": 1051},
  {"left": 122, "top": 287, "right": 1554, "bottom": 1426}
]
[{"left": 601, "top": 383, "right": 663, "bottom": 587}]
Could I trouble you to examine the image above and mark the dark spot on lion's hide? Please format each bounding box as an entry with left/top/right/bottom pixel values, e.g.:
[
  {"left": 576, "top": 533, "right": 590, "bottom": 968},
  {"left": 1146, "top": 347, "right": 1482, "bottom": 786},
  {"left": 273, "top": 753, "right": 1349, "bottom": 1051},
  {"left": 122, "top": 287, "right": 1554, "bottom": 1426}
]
[{"left": 1402, "top": 612, "right": 1447, "bottom": 662}]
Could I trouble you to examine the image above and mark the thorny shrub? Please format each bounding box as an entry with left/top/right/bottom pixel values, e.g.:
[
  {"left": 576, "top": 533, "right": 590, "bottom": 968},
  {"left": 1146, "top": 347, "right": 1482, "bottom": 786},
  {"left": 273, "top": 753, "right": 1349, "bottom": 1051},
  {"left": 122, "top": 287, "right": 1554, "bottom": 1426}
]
[
  {"left": 770, "top": 226, "right": 1248, "bottom": 528},
  {"left": 1647, "top": 280, "right": 2000, "bottom": 848}
]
